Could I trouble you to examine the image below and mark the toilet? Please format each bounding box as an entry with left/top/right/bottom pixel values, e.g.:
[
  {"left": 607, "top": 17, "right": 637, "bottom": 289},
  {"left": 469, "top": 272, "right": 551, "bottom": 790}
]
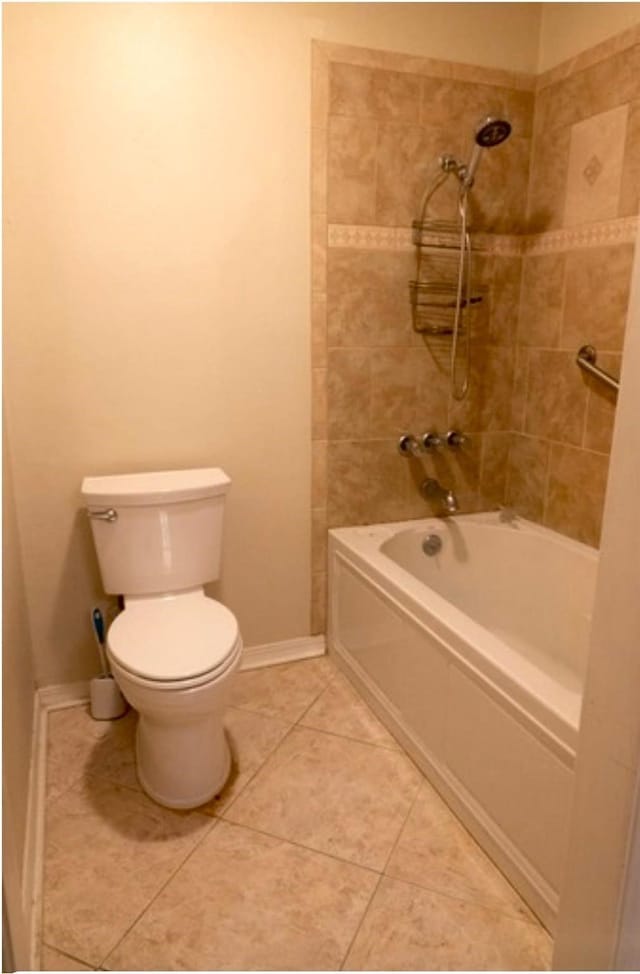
[{"left": 81, "top": 467, "right": 242, "bottom": 809}]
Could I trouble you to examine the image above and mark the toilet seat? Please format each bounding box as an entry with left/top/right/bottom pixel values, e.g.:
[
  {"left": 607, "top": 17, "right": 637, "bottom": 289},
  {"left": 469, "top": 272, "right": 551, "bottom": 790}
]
[{"left": 107, "top": 591, "right": 241, "bottom": 689}]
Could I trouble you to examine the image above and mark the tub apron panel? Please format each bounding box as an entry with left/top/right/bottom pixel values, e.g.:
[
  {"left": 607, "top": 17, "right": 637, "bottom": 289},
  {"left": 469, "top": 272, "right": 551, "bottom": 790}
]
[{"left": 328, "top": 514, "right": 593, "bottom": 933}]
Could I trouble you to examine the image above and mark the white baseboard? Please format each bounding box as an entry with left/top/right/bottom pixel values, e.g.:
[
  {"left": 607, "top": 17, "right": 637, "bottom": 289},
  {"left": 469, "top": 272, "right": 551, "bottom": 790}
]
[
  {"left": 37, "top": 637, "right": 327, "bottom": 701},
  {"left": 21, "top": 692, "right": 48, "bottom": 971},
  {"left": 19, "top": 635, "right": 324, "bottom": 968},
  {"left": 35, "top": 636, "right": 326, "bottom": 706},
  {"left": 240, "top": 635, "right": 325, "bottom": 671},
  {"left": 38, "top": 680, "right": 90, "bottom": 712},
  {"left": 20, "top": 683, "right": 93, "bottom": 971}
]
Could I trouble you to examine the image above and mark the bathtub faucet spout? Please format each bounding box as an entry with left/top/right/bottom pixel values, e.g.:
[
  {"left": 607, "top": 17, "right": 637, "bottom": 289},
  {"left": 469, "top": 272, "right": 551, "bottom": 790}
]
[{"left": 421, "top": 478, "right": 459, "bottom": 515}]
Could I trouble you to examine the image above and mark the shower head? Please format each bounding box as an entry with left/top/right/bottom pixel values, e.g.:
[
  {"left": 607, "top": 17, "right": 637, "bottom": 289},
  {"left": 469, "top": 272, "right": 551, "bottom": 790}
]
[
  {"left": 475, "top": 116, "right": 512, "bottom": 148},
  {"left": 461, "top": 115, "right": 512, "bottom": 190}
]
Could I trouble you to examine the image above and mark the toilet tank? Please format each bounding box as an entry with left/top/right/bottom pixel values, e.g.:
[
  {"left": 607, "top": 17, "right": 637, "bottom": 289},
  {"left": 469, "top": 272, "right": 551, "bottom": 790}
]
[{"left": 81, "top": 468, "right": 231, "bottom": 596}]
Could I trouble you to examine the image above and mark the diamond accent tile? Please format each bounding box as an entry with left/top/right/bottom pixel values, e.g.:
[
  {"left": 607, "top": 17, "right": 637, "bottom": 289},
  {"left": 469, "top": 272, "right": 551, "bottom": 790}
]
[
  {"left": 583, "top": 154, "right": 603, "bottom": 185},
  {"left": 564, "top": 105, "right": 628, "bottom": 225}
]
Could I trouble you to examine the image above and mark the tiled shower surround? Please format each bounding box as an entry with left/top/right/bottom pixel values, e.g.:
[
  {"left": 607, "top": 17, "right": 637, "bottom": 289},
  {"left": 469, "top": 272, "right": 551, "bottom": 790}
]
[{"left": 311, "top": 30, "right": 640, "bottom": 632}]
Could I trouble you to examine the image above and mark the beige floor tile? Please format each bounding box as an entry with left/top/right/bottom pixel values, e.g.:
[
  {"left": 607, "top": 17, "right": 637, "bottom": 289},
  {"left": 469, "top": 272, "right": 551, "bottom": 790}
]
[
  {"left": 200, "top": 706, "right": 292, "bottom": 815},
  {"left": 231, "top": 656, "right": 336, "bottom": 723},
  {"left": 105, "top": 820, "right": 378, "bottom": 971},
  {"left": 47, "top": 705, "right": 138, "bottom": 801},
  {"left": 224, "top": 726, "right": 421, "bottom": 870},
  {"left": 385, "top": 781, "right": 535, "bottom": 923},
  {"left": 300, "top": 671, "right": 399, "bottom": 750},
  {"left": 344, "top": 876, "right": 553, "bottom": 971},
  {"left": 43, "top": 776, "right": 214, "bottom": 967},
  {"left": 40, "top": 944, "right": 93, "bottom": 970},
  {"left": 43, "top": 661, "right": 553, "bottom": 971}
]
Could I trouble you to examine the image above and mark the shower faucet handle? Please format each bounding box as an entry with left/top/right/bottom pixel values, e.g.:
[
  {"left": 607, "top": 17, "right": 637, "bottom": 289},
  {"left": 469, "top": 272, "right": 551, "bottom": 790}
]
[
  {"left": 398, "top": 434, "right": 422, "bottom": 457},
  {"left": 421, "top": 431, "right": 442, "bottom": 450},
  {"left": 446, "top": 430, "right": 467, "bottom": 448}
]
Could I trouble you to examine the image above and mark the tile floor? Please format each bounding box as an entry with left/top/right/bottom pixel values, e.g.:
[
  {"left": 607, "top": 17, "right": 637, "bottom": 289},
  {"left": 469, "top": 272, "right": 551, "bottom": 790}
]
[{"left": 41, "top": 656, "right": 553, "bottom": 971}]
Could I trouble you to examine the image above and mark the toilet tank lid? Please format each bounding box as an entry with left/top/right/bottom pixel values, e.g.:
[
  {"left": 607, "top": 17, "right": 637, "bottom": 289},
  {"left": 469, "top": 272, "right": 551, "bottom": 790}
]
[{"left": 81, "top": 468, "right": 231, "bottom": 506}]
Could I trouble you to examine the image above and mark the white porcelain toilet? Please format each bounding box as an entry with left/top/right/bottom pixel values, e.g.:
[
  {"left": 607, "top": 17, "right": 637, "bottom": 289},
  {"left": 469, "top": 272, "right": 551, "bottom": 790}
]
[{"left": 81, "top": 467, "right": 242, "bottom": 810}]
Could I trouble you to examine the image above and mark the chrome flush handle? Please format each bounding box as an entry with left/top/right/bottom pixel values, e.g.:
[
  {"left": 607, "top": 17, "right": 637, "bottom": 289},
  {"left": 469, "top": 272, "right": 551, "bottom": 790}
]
[{"left": 87, "top": 508, "right": 118, "bottom": 522}]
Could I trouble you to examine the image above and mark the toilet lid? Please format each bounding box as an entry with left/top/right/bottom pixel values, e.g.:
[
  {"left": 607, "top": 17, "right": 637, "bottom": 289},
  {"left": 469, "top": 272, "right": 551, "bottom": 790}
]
[{"left": 107, "top": 594, "right": 239, "bottom": 683}]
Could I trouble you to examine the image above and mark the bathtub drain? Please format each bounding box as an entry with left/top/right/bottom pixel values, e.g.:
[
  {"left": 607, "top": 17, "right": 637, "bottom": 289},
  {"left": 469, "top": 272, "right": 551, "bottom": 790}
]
[{"left": 422, "top": 534, "right": 442, "bottom": 556}]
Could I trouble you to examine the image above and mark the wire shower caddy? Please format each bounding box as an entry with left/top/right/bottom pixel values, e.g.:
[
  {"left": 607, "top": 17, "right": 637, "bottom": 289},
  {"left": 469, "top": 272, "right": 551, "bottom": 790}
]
[{"left": 409, "top": 168, "right": 485, "bottom": 338}]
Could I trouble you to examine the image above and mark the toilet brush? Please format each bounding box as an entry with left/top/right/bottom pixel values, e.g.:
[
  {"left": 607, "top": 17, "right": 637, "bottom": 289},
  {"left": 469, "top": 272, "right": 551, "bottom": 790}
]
[{"left": 89, "top": 607, "right": 127, "bottom": 720}]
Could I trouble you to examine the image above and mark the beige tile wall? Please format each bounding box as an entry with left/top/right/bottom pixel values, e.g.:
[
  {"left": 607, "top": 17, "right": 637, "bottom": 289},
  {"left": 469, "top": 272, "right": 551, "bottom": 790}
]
[
  {"left": 311, "top": 35, "right": 639, "bottom": 631},
  {"left": 507, "top": 40, "right": 639, "bottom": 547},
  {"left": 311, "top": 42, "right": 535, "bottom": 631}
]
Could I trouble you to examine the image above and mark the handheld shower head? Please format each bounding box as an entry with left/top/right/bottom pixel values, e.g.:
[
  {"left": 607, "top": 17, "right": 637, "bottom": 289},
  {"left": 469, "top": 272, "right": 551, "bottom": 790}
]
[
  {"left": 461, "top": 115, "right": 512, "bottom": 191},
  {"left": 475, "top": 116, "right": 512, "bottom": 148}
]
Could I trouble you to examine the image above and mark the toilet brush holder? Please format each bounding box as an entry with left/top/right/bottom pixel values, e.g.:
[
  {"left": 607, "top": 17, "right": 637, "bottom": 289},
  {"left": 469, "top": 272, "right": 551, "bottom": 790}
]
[{"left": 90, "top": 675, "right": 127, "bottom": 720}]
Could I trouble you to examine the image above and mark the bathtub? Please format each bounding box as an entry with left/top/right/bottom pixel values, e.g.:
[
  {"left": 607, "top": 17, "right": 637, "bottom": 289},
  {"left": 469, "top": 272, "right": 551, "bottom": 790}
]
[{"left": 328, "top": 512, "right": 598, "bottom": 931}]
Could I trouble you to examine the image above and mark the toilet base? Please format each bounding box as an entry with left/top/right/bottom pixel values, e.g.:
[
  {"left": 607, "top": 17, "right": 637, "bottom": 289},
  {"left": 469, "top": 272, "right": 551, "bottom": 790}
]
[
  {"left": 137, "top": 737, "right": 232, "bottom": 809},
  {"left": 108, "top": 633, "right": 242, "bottom": 811},
  {"left": 135, "top": 708, "right": 233, "bottom": 810}
]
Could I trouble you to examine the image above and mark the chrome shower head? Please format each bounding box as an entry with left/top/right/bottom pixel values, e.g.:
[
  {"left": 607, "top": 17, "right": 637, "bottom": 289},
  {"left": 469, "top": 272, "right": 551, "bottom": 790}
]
[
  {"left": 461, "top": 115, "right": 511, "bottom": 190},
  {"left": 475, "top": 116, "right": 512, "bottom": 148}
]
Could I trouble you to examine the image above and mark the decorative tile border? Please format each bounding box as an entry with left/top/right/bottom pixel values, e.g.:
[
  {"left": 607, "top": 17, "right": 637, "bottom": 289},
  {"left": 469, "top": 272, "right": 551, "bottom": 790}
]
[
  {"left": 328, "top": 216, "right": 638, "bottom": 257},
  {"left": 328, "top": 224, "right": 410, "bottom": 251},
  {"left": 523, "top": 216, "right": 638, "bottom": 254},
  {"left": 327, "top": 224, "right": 528, "bottom": 257}
]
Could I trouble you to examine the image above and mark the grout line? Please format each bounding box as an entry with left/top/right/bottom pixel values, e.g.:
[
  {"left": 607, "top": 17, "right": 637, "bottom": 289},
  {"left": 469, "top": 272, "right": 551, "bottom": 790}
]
[
  {"left": 45, "top": 773, "right": 86, "bottom": 812},
  {"left": 372, "top": 119, "right": 379, "bottom": 226},
  {"left": 216, "top": 663, "right": 339, "bottom": 816},
  {"left": 541, "top": 440, "right": 554, "bottom": 528},
  {"left": 504, "top": 432, "right": 515, "bottom": 507},
  {"left": 504, "top": 429, "right": 610, "bottom": 458},
  {"left": 300, "top": 718, "right": 401, "bottom": 753},
  {"left": 339, "top": 871, "right": 385, "bottom": 971},
  {"left": 379, "top": 781, "right": 420, "bottom": 875},
  {"left": 45, "top": 711, "right": 141, "bottom": 810},
  {"left": 326, "top": 667, "right": 451, "bottom": 942},
  {"left": 212, "top": 720, "right": 300, "bottom": 818},
  {"left": 324, "top": 430, "right": 610, "bottom": 457},
  {"left": 294, "top": 719, "right": 402, "bottom": 755},
  {"left": 197, "top": 665, "right": 340, "bottom": 819},
  {"left": 99, "top": 813, "right": 220, "bottom": 969},
  {"left": 41, "top": 941, "right": 96, "bottom": 970},
  {"left": 367, "top": 868, "right": 551, "bottom": 933},
  {"left": 217, "top": 816, "right": 383, "bottom": 880},
  {"left": 581, "top": 387, "right": 592, "bottom": 450},
  {"left": 324, "top": 340, "right": 625, "bottom": 354}
]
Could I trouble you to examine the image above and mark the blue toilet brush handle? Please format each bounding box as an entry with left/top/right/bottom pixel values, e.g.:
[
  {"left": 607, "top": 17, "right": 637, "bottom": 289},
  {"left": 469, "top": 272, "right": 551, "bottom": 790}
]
[{"left": 91, "top": 607, "right": 110, "bottom": 677}]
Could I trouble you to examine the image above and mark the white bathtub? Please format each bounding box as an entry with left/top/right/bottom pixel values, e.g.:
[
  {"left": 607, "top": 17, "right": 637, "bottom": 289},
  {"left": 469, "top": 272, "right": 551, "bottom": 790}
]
[{"left": 328, "top": 512, "right": 598, "bottom": 930}]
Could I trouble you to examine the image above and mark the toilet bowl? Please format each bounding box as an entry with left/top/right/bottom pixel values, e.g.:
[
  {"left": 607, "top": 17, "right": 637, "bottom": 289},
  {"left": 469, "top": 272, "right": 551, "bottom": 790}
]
[
  {"left": 81, "top": 467, "right": 242, "bottom": 809},
  {"left": 108, "top": 589, "right": 242, "bottom": 808}
]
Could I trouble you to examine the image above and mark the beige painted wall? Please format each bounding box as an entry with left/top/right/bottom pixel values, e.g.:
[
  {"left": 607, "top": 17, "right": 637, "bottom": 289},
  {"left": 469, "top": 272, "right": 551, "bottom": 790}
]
[
  {"left": 3, "top": 3, "right": 542, "bottom": 687},
  {"left": 2, "top": 422, "right": 36, "bottom": 889},
  {"left": 539, "top": 3, "right": 640, "bottom": 72},
  {"left": 308, "top": 2, "right": 541, "bottom": 72}
]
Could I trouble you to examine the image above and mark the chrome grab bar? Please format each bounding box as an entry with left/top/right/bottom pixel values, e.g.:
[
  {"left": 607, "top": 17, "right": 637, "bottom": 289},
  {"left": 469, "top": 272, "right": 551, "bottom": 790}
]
[
  {"left": 576, "top": 345, "right": 619, "bottom": 394},
  {"left": 87, "top": 508, "right": 118, "bottom": 522}
]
